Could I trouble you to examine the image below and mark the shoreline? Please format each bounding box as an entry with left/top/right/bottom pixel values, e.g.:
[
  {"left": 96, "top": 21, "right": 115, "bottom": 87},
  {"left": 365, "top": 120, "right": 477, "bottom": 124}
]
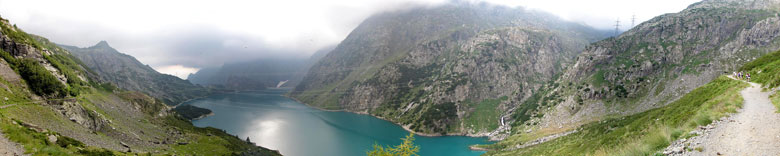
[
  {"left": 189, "top": 91, "right": 496, "bottom": 140},
  {"left": 191, "top": 112, "right": 215, "bottom": 121},
  {"left": 172, "top": 95, "right": 209, "bottom": 108},
  {"left": 282, "top": 94, "right": 489, "bottom": 138}
]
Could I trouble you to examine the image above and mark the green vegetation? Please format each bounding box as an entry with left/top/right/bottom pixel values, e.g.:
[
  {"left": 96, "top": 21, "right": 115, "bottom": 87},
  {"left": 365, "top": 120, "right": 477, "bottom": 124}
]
[
  {"left": 486, "top": 76, "right": 747, "bottom": 155},
  {"left": 367, "top": 133, "right": 420, "bottom": 156},
  {"left": 43, "top": 54, "right": 88, "bottom": 96},
  {"left": 0, "top": 18, "right": 44, "bottom": 49},
  {"left": 511, "top": 84, "right": 560, "bottom": 128},
  {"left": 0, "top": 48, "right": 69, "bottom": 97},
  {"left": 772, "top": 92, "right": 780, "bottom": 113},
  {"left": 465, "top": 96, "right": 507, "bottom": 132},
  {"left": 740, "top": 49, "right": 780, "bottom": 111},
  {"left": 16, "top": 58, "right": 68, "bottom": 97},
  {"left": 0, "top": 16, "right": 281, "bottom": 156},
  {"left": 172, "top": 104, "right": 213, "bottom": 120},
  {"left": 0, "top": 40, "right": 83, "bottom": 97},
  {"left": 591, "top": 70, "right": 607, "bottom": 87},
  {"left": 0, "top": 116, "right": 120, "bottom": 156},
  {"left": 741, "top": 50, "right": 780, "bottom": 89}
]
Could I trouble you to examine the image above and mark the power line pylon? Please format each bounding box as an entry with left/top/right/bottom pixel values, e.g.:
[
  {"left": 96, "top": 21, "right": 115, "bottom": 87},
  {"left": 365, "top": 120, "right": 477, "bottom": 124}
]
[{"left": 614, "top": 18, "right": 621, "bottom": 36}]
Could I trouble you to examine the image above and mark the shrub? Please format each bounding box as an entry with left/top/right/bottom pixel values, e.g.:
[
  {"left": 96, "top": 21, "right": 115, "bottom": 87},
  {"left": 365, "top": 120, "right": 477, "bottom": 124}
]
[
  {"left": 16, "top": 59, "right": 67, "bottom": 97},
  {"left": 77, "top": 148, "right": 115, "bottom": 156},
  {"left": 56, "top": 135, "right": 85, "bottom": 148},
  {"left": 367, "top": 133, "right": 419, "bottom": 156}
]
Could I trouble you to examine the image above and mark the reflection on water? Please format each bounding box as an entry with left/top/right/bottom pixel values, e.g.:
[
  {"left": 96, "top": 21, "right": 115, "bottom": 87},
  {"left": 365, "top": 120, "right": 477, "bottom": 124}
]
[
  {"left": 189, "top": 89, "right": 492, "bottom": 156},
  {"left": 248, "top": 118, "right": 283, "bottom": 147}
]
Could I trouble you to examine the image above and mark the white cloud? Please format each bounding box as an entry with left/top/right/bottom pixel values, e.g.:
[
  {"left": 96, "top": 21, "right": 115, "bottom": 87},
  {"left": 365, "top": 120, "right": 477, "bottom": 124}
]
[
  {"left": 489, "top": 0, "right": 702, "bottom": 30},
  {"left": 154, "top": 65, "right": 200, "bottom": 79}
]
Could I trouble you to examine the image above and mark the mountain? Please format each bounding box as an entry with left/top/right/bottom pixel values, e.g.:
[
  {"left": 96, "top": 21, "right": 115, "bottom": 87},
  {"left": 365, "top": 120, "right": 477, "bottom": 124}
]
[
  {"left": 187, "top": 58, "right": 308, "bottom": 90},
  {"left": 60, "top": 42, "right": 209, "bottom": 106},
  {"left": 187, "top": 45, "right": 334, "bottom": 90},
  {"left": 291, "top": 2, "right": 610, "bottom": 137},
  {"left": 523, "top": 0, "right": 780, "bottom": 132},
  {"left": 481, "top": 0, "right": 780, "bottom": 155},
  {"left": 0, "top": 16, "right": 280, "bottom": 155}
]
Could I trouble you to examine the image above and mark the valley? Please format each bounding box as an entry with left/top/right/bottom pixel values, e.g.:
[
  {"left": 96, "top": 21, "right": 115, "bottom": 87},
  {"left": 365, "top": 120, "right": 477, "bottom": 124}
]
[{"left": 2, "top": 0, "right": 780, "bottom": 155}]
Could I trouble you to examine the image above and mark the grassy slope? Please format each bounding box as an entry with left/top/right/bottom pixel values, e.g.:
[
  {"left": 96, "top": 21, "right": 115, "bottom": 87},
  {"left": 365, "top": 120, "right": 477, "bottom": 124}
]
[
  {"left": 464, "top": 96, "right": 508, "bottom": 133},
  {"left": 483, "top": 76, "right": 747, "bottom": 155},
  {"left": 0, "top": 18, "right": 280, "bottom": 155},
  {"left": 740, "top": 50, "right": 780, "bottom": 111}
]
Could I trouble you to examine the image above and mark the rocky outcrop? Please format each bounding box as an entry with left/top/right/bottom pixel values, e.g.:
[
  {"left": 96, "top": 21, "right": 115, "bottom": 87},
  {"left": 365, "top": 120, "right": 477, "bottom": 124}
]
[{"left": 292, "top": 2, "right": 609, "bottom": 136}]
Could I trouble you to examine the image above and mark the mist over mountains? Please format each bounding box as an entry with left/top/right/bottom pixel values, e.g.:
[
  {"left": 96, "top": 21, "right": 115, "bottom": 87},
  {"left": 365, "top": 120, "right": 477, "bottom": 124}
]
[{"left": 187, "top": 45, "right": 335, "bottom": 90}]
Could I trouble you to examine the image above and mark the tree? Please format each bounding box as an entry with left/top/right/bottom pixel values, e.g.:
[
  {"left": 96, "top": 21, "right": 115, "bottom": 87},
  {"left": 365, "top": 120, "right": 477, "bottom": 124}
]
[{"left": 366, "top": 133, "right": 419, "bottom": 156}]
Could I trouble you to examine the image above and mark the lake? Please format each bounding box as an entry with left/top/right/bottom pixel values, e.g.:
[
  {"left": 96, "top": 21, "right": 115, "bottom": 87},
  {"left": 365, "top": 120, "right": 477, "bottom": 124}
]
[{"left": 188, "top": 88, "right": 492, "bottom": 156}]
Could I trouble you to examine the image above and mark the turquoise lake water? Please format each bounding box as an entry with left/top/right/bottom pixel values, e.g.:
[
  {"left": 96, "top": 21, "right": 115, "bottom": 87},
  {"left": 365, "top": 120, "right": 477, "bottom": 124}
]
[{"left": 188, "top": 88, "right": 492, "bottom": 156}]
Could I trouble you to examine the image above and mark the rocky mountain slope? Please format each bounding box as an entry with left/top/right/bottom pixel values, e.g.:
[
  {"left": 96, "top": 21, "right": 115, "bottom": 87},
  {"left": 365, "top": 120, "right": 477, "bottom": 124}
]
[
  {"left": 61, "top": 42, "right": 209, "bottom": 106},
  {"left": 0, "top": 16, "right": 280, "bottom": 155},
  {"left": 291, "top": 2, "right": 610, "bottom": 136},
  {"left": 481, "top": 0, "right": 780, "bottom": 155},
  {"left": 524, "top": 0, "right": 780, "bottom": 134}
]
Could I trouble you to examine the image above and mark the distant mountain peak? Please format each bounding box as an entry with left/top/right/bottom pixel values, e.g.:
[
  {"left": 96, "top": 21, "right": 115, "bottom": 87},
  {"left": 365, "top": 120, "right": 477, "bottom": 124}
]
[{"left": 92, "top": 40, "right": 110, "bottom": 48}]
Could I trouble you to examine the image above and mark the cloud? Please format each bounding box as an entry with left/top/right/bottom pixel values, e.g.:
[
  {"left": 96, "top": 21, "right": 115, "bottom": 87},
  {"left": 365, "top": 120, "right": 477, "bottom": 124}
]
[
  {"left": 155, "top": 65, "right": 200, "bottom": 79},
  {"left": 0, "top": 0, "right": 700, "bottom": 78}
]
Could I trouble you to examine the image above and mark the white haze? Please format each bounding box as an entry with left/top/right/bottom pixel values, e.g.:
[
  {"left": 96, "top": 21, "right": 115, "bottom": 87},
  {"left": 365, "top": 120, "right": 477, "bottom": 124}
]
[{"left": 0, "top": 0, "right": 700, "bottom": 79}]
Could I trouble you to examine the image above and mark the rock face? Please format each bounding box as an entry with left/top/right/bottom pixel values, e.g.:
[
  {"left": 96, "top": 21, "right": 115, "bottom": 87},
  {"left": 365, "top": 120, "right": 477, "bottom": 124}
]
[
  {"left": 292, "top": 2, "right": 609, "bottom": 136},
  {"left": 61, "top": 42, "right": 209, "bottom": 105},
  {"left": 528, "top": 0, "right": 780, "bottom": 132}
]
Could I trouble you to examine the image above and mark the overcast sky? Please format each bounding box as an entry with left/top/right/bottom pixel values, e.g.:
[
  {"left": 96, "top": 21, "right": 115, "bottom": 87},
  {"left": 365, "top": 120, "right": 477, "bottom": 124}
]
[{"left": 0, "top": 0, "right": 700, "bottom": 79}]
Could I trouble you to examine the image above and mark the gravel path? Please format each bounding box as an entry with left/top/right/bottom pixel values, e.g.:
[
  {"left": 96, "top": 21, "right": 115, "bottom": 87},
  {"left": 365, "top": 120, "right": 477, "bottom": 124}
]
[
  {"left": 686, "top": 81, "right": 780, "bottom": 155},
  {"left": 0, "top": 131, "right": 25, "bottom": 156}
]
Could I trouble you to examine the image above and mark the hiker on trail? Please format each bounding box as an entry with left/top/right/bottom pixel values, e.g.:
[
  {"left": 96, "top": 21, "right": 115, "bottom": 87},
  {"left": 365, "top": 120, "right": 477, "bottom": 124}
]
[
  {"left": 741, "top": 71, "right": 744, "bottom": 79},
  {"left": 739, "top": 71, "right": 743, "bottom": 79},
  {"left": 747, "top": 73, "right": 751, "bottom": 81}
]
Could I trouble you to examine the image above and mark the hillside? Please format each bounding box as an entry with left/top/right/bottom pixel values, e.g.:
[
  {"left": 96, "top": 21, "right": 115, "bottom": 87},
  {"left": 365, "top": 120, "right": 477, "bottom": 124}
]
[
  {"left": 291, "top": 2, "right": 609, "bottom": 137},
  {"left": 482, "top": 0, "right": 780, "bottom": 155},
  {"left": 0, "top": 16, "right": 280, "bottom": 155},
  {"left": 481, "top": 49, "right": 780, "bottom": 155},
  {"left": 739, "top": 49, "right": 780, "bottom": 111},
  {"left": 519, "top": 0, "right": 780, "bottom": 134},
  {"left": 60, "top": 42, "right": 209, "bottom": 106}
]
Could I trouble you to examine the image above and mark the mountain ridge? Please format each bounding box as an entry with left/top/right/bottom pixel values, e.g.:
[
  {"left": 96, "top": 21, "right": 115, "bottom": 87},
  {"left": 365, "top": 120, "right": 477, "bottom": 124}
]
[
  {"left": 60, "top": 42, "right": 210, "bottom": 106},
  {"left": 292, "top": 2, "right": 610, "bottom": 137}
]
